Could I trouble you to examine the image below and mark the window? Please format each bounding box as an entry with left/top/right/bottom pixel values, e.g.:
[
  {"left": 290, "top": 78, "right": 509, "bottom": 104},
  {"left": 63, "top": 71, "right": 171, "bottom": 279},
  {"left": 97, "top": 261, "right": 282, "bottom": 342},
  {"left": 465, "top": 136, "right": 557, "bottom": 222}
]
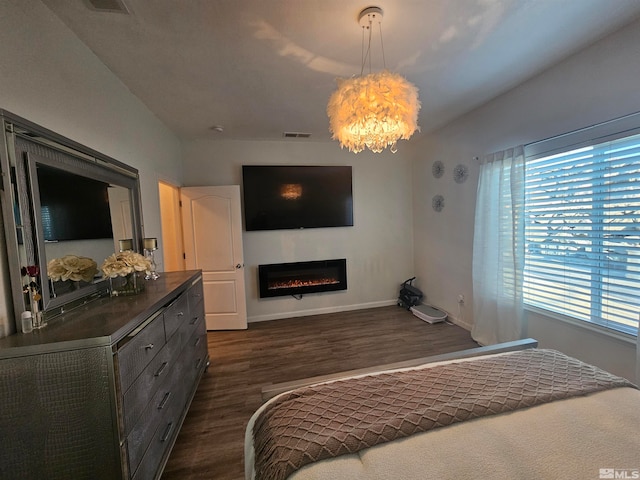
[{"left": 524, "top": 127, "right": 640, "bottom": 337}]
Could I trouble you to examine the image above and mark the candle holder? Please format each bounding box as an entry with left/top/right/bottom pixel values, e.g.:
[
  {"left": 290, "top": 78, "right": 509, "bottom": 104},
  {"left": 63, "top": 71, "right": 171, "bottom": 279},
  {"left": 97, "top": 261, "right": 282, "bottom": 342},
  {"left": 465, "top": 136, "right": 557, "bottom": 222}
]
[
  {"left": 143, "top": 237, "right": 160, "bottom": 280},
  {"left": 118, "top": 238, "right": 133, "bottom": 252}
]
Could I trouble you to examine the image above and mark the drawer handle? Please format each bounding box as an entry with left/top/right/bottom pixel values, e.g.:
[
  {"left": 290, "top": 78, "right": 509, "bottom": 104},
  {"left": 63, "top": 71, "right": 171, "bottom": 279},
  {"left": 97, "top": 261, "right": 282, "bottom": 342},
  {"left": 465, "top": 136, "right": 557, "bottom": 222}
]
[
  {"left": 154, "top": 361, "right": 168, "bottom": 377},
  {"left": 143, "top": 343, "right": 154, "bottom": 350},
  {"left": 158, "top": 391, "right": 172, "bottom": 410},
  {"left": 195, "top": 358, "right": 203, "bottom": 369},
  {"left": 189, "top": 316, "right": 199, "bottom": 325},
  {"left": 194, "top": 337, "right": 201, "bottom": 347},
  {"left": 176, "top": 311, "right": 184, "bottom": 317},
  {"left": 193, "top": 292, "right": 202, "bottom": 298},
  {"left": 161, "top": 422, "right": 174, "bottom": 442}
]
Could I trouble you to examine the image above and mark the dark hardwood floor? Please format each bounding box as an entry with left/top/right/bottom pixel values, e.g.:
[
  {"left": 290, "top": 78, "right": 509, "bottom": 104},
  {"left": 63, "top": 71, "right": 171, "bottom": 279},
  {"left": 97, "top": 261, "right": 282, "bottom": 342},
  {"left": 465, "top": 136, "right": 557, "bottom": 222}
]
[{"left": 161, "top": 305, "right": 478, "bottom": 480}]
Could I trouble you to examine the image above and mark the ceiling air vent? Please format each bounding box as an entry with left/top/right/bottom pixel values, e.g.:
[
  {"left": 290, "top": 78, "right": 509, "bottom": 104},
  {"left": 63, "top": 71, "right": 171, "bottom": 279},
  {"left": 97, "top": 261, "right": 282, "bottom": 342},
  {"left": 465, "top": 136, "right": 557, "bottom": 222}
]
[
  {"left": 283, "top": 132, "right": 312, "bottom": 139},
  {"left": 85, "top": 0, "right": 130, "bottom": 14}
]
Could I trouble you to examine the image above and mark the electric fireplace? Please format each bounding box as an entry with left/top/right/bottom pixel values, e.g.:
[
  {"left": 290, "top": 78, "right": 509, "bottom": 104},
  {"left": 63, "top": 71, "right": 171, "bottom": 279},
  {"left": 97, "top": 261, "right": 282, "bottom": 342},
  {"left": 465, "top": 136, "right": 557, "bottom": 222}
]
[{"left": 258, "top": 259, "right": 347, "bottom": 298}]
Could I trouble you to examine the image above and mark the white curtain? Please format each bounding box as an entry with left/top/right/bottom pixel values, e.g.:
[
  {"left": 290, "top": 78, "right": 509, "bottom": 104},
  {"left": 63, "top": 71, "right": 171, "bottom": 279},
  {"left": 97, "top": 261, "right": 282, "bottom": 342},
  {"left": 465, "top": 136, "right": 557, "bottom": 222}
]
[{"left": 471, "top": 146, "right": 526, "bottom": 346}]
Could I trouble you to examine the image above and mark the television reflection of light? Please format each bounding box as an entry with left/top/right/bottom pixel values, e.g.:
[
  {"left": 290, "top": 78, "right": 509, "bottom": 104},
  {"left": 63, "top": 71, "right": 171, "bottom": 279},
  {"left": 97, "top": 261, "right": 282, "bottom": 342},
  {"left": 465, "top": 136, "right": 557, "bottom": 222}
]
[{"left": 280, "top": 184, "right": 302, "bottom": 200}]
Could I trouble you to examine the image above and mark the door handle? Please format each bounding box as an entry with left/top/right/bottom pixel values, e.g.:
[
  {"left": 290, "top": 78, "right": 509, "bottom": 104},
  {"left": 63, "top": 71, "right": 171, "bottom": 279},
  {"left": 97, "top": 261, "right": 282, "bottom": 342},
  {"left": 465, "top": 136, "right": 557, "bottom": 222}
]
[{"left": 235, "top": 263, "right": 244, "bottom": 269}]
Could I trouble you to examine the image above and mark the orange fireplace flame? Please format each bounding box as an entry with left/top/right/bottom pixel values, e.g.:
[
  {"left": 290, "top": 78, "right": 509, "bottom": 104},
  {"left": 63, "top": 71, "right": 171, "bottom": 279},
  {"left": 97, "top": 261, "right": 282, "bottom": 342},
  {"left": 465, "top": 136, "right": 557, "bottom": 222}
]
[{"left": 268, "top": 277, "right": 339, "bottom": 290}]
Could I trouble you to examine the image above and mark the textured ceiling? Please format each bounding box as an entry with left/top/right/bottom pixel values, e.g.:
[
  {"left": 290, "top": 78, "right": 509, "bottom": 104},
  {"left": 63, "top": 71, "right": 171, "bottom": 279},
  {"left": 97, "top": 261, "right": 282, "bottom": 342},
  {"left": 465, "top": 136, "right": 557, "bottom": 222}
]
[{"left": 40, "top": 0, "right": 640, "bottom": 143}]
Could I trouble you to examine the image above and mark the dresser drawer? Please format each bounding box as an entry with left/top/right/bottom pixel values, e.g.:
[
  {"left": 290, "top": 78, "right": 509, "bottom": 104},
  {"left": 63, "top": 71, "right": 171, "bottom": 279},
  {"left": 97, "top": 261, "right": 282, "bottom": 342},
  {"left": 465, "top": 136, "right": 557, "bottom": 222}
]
[
  {"left": 177, "top": 298, "right": 204, "bottom": 349},
  {"left": 127, "top": 354, "right": 183, "bottom": 476},
  {"left": 131, "top": 370, "right": 184, "bottom": 480},
  {"left": 163, "top": 293, "right": 189, "bottom": 341},
  {"left": 122, "top": 327, "right": 183, "bottom": 435},
  {"left": 187, "top": 278, "right": 204, "bottom": 314},
  {"left": 179, "top": 320, "right": 208, "bottom": 396},
  {"left": 118, "top": 311, "right": 167, "bottom": 392}
]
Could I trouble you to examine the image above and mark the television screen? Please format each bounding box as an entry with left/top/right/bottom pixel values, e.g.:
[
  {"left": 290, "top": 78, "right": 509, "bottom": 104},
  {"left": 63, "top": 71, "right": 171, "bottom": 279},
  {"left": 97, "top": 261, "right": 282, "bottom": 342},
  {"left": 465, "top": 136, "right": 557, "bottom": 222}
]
[
  {"left": 37, "top": 164, "right": 114, "bottom": 241},
  {"left": 242, "top": 165, "right": 353, "bottom": 231}
]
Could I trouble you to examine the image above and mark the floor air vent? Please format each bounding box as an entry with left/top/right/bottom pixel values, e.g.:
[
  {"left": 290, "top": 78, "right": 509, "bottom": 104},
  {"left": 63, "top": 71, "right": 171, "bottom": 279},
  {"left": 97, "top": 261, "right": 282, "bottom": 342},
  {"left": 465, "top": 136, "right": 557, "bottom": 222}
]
[
  {"left": 85, "top": 0, "right": 129, "bottom": 13},
  {"left": 283, "top": 132, "right": 312, "bottom": 138}
]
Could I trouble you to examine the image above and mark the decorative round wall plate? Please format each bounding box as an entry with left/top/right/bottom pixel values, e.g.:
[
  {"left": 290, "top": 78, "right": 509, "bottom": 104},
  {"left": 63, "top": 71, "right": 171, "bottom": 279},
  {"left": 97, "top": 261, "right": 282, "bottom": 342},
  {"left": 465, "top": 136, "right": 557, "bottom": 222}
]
[
  {"left": 432, "top": 194, "right": 444, "bottom": 212},
  {"left": 432, "top": 160, "right": 444, "bottom": 178},
  {"left": 453, "top": 163, "right": 468, "bottom": 184}
]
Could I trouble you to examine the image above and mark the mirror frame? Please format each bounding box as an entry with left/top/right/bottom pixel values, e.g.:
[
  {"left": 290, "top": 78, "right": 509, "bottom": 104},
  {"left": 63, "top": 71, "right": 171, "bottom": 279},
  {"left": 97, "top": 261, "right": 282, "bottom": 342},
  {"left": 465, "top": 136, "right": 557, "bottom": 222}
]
[{"left": 0, "top": 110, "right": 144, "bottom": 326}]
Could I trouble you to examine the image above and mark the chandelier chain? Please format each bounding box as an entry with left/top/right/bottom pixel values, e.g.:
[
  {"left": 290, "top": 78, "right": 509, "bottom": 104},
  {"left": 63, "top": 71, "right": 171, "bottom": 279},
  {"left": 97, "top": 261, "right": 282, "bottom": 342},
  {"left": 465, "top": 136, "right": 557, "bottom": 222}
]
[
  {"left": 359, "top": 15, "right": 386, "bottom": 76},
  {"left": 360, "top": 25, "right": 366, "bottom": 76},
  {"left": 378, "top": 21, "right": 386, "bottom": 70},
  {"left": 360, "top": 18, "right": 373, "bottom": 75}
]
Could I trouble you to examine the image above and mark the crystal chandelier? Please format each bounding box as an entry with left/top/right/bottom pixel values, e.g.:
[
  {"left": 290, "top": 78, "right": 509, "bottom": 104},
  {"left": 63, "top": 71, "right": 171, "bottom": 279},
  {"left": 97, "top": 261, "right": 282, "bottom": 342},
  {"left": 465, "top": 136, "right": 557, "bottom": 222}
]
[{"left": 327, "top": 7, "right": 420, "bottom": 154}]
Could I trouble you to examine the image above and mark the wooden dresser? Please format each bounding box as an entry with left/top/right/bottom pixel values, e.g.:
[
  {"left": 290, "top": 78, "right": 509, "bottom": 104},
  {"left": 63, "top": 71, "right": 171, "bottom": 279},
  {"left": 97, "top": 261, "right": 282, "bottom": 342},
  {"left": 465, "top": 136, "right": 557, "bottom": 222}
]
[{"left": 0, "top": 270, "right": 208, "bottom": 480}]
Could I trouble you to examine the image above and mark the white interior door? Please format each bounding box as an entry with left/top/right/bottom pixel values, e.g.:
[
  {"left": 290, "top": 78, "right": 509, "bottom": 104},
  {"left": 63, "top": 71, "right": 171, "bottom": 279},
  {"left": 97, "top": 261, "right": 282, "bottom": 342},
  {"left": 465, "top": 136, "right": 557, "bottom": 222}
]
[{"left": 181, "top": 186, "right": 247, "bottom": 330}]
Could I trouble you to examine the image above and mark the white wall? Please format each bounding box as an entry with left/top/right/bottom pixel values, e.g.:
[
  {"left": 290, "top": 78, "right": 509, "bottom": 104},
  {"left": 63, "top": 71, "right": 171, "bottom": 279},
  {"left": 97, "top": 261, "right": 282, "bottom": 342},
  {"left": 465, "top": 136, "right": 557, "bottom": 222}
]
[
  {"left": 0, "top": 0, "right": 183, "bottom": 336},
  {"left": 182, "top": 139, "right": 414, "bottom": 322},
  {"left": 413, "top": 17, "right": 640, "bottom": 380}
]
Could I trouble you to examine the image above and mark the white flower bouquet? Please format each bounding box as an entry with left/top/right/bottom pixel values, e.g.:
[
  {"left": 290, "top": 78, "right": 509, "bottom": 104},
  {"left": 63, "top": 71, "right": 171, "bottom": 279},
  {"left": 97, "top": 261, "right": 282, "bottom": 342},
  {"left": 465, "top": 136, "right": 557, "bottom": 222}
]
[
  {"left": 101, "top": 250, "right": 151, "bottom": 296},
  {"left": 101, "top": 250, "right": 152, "bottom": 278},
  {"left": 47, "top": 255, "right": 98, "bottom": 283}
]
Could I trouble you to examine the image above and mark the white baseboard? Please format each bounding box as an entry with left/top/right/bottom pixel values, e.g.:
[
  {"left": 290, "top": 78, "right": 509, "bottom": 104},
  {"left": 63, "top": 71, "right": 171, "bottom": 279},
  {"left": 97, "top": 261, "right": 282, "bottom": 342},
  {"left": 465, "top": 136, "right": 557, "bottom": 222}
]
[
  {"left": 431, "top": 305, "right": 472, "bottom": 331},
  {"left": 448, "top": 315, "right": 472, "bottom": 331},
  {"left": 247, "top": 299, "right": 398, "bottom": 323}
]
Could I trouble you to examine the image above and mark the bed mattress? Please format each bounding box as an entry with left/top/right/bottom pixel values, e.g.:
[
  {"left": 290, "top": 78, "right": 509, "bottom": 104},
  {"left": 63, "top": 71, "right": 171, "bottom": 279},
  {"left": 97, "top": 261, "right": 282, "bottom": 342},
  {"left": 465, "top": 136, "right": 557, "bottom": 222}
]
[{"left": 245, "top": 349, "right": 640, "bottom": 480}]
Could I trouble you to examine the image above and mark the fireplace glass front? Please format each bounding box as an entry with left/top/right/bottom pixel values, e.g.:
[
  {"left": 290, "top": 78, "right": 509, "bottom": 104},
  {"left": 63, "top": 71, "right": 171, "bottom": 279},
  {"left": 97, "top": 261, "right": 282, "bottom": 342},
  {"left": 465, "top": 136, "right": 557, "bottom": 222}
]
[{"left": 258, "top": 259, "right": 347, "bottom": 298}]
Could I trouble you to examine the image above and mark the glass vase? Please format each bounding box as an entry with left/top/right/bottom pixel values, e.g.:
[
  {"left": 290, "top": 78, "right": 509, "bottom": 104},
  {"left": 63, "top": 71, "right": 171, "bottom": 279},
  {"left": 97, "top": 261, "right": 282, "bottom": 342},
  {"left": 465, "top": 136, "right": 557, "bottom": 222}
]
[
  {"left": 109, "top": 272, "right": 145, "bottom": 297},
  {"left": 31, "top": 297, "right": 45, "bottom": 329}
]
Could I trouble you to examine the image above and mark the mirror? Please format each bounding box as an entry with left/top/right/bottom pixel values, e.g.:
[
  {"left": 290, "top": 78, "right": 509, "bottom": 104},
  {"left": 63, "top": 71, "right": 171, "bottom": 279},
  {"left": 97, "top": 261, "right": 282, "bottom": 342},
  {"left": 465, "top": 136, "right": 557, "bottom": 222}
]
[{"left": 0, "top": 110, "right": 144, "bottom": 324}]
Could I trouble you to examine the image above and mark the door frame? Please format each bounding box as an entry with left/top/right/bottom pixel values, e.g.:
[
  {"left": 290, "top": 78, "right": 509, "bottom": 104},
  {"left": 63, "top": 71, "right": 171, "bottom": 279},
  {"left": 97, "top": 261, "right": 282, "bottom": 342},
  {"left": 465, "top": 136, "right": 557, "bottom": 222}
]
[{"left": 158, "top": 180, "right": 185, "bottom": 272}]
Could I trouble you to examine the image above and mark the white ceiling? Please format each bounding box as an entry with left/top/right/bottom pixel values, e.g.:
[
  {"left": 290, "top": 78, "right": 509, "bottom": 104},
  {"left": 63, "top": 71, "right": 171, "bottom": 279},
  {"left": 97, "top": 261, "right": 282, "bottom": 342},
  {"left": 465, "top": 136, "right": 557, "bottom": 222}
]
[{"left": 40, "top": 0, "right": 640, "bottom": 143}]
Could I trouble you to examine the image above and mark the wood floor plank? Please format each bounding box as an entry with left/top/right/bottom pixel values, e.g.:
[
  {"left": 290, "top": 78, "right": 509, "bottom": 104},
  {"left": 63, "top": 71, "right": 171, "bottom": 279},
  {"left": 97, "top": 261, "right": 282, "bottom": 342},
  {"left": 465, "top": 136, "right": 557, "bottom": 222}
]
[{"left": 161, "top": 305, "right": 477, "bottom": 480}]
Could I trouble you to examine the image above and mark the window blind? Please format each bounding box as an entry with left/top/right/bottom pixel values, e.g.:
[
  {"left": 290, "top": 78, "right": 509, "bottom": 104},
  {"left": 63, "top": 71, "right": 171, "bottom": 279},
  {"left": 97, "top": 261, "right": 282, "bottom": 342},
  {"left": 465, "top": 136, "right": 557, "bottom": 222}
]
[{"left": 524, "top": 131, "right": 640, "bottom": 336}]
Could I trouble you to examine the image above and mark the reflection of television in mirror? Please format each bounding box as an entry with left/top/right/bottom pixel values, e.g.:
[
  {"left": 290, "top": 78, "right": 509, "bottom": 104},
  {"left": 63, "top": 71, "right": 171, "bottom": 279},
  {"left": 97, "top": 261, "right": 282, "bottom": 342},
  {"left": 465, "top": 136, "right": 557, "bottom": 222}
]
[
  {"left": 242, "top": 165, "right": 353, "bottom": 231},
  {"left": 37, "top": 164, "right": 114, "bottom": 241}
]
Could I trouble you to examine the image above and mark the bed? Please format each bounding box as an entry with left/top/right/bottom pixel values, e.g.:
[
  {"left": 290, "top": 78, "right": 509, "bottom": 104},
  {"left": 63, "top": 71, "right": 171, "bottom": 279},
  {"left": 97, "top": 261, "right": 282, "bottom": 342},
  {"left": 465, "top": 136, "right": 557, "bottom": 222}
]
[{"left": 245, "top": 339, "right": 640, "bottom": 480}]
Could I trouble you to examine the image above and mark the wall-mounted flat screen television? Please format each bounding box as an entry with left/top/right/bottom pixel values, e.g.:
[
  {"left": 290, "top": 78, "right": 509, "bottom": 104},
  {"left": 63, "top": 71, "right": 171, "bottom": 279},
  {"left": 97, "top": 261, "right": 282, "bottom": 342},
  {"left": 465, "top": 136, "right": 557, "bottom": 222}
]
[
  {"left": 242, "top": 165, "right": 353, "bottom": 231},
  {"left": 37, "top": 164, "right": 114, "bottom": 242}
]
